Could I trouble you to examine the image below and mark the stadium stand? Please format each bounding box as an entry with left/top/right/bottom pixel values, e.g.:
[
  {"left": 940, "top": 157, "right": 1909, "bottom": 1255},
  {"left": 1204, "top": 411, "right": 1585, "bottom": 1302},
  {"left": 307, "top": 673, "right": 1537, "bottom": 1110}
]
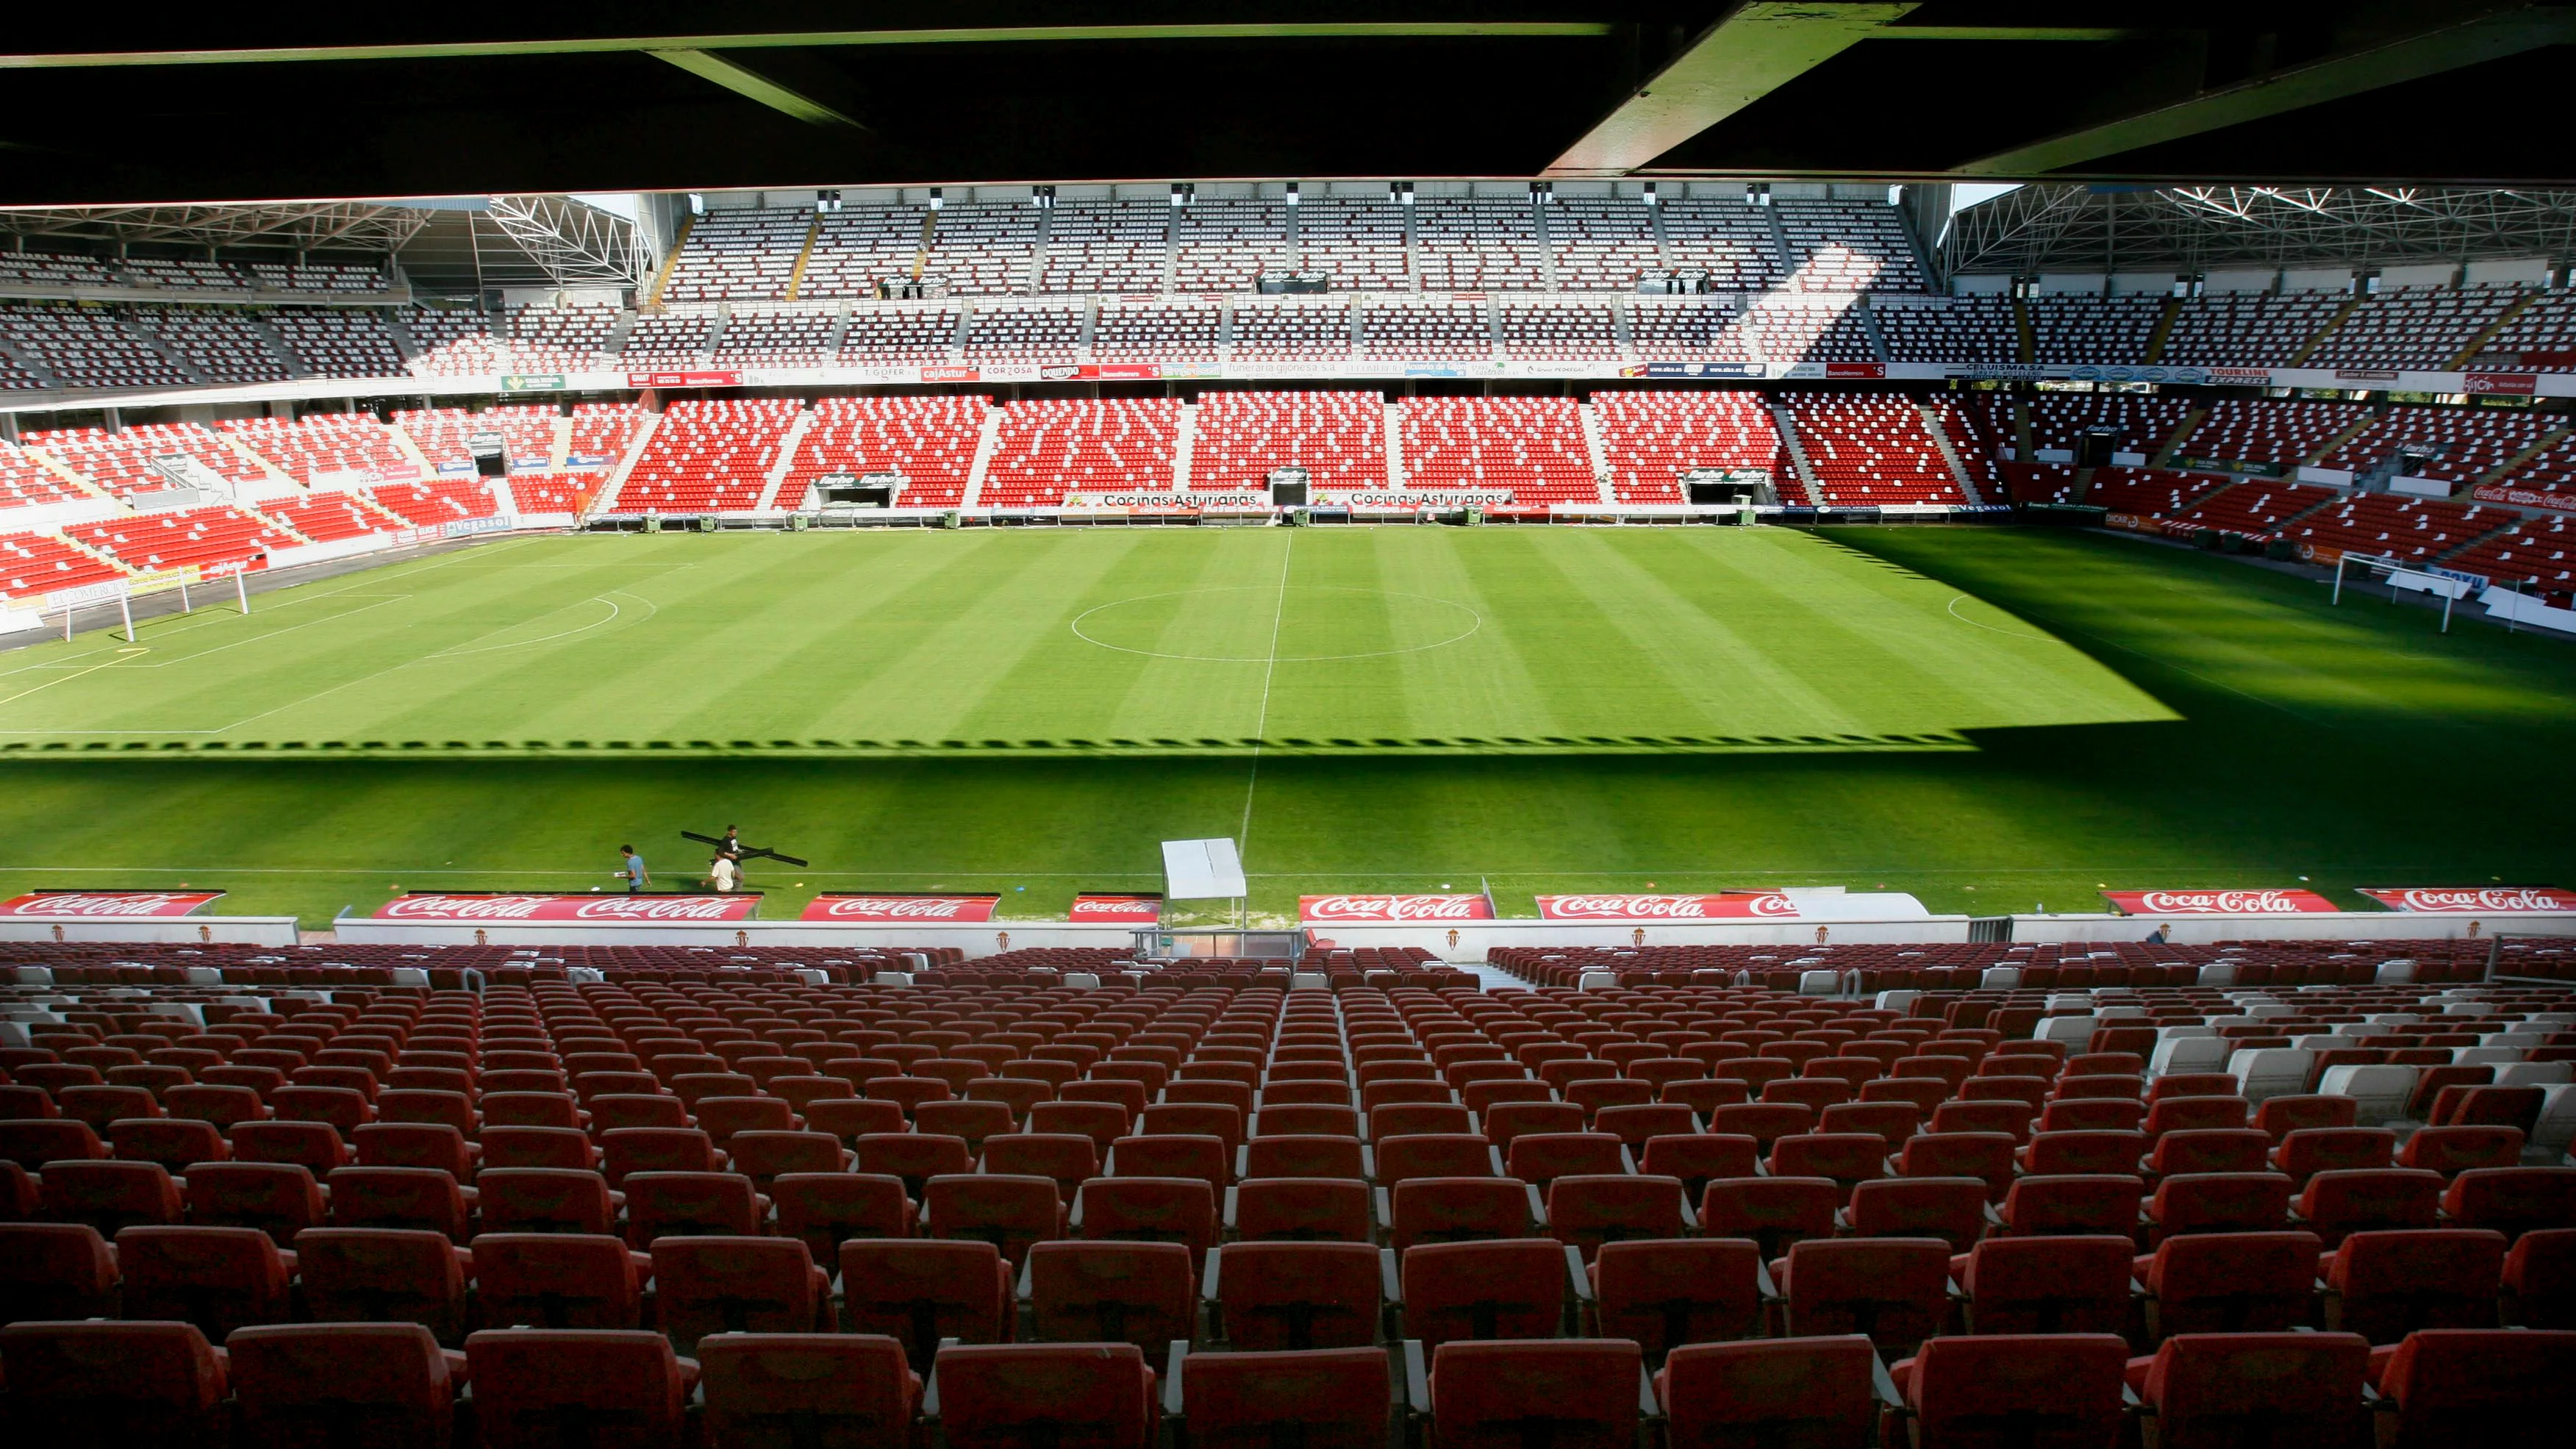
[
  {"left": 502, "top": 306, "right": 620, "bottom": 372},
  {"left": 837, "top": 303, "right": 963, "bottom": 362},
  {"left": 1546, "top": 195, "right": 1659, "bottom": 291},
  {"left": 618, "top": 312, "right": 715, "bottom": 368},
  {"left": 134, "top": 307, "right": 293, "bottom": 384},
  {"left": 1229, "top": 300, "right": 1355, "bottom": 362},
  {"left": 1873, "top": 296, "right": 2015, "bottom": 364},
  {"left": 0, "top": 303, "right": 190, "bottom": 390},
  {"left": 1592, "top": 390, "right": 1783, "bottom": 504},
  {"left": 66, "top": 504, "right": 301, "bottom": 573},
  {"left": 2082, "top": 465, "right": 2231, "bottom": 518},
  {"left": 1627, "top": 300, "right": 1757, "bottom": 362},
  {"left": 2479, "top": 288, "right": 2576, "bottom": 365},
  {"left": 223, "top": 415, "right": 418, "bottom": 487},
  {"left": 778, "top": 394, "right": 989, "bottom": 508},
  {"left": 1295, "top": 196, "right": 1410, "bottom": 290},
  {"left": 1414, "top": 196, "right": 1547, "bottom": 292},
  {"left": 1173, "top": 198, "right": 1285, "bottom": 294},
  {"left": 1994, "top": 461, "right": 2082, "bottom": 504},
  {"left": 980, "top": 397, "right": 1181, "bottom": 506},
  {"left": 365, "top": 478, "right": 500, "bottom": 527},
  {"left": 2285, "top": 491, "right": 2510, "bottom": 563},
  {"left": 2317, "top": 404, "right": 2556, "bottom": 484},
  {"left": 392, "top": 406, "right": 559, "bottom": 474},
  {"left": 265, "top": 309, "right": 406, "bottom": 379},
  {"left": 0, "top": 532, "right": 126, "bottom": 603},
  {"left": 1496, "top": 299, "right": 1620, "bottom": 362},
  {"left": 255, "top": 490, "right": 400, "bottom": 543},
  {"left": 2169, "top": 478, "right": 2340, "bottom": 542},
  {"left": 2308, "top": 285, "right": 2524, "bottom": 370},
  {"left": 2026, "top": 393, "right": 2197, "bottom": 459},
  {"left": 399, "top": 305, "right": 501, "bottom": 377},
  {"left": 1780, "top": 393, "right": 1966, "bottom": 505},
  {"left": 797, "top": 203, "right": 931, "bottom": 299},
  {"left": 28, "top": 422, "right": 272, "bottom": 499},
  {"left": 1399, "top": 396, "right": 1598, "bottom": 504},
  {"left": 1658, "top": 196, "right": 1787, "bottom": 290},
  {"left": 1092, "top": 300, "right": 1223, "bottom": 363},
  {"left": 2028, "top": 296, "right": 2169, "bottom": 365},
  {"left": 2441, "top": 513, "right": 2576, "bottom": 604},
  {"left": 0, "top": 248, "right": 119, "bottom": 290},
  {"left": 566, "top": 403, "right": 648, "bottom": 469},
  {"left": 1361, "top": 299, "right": 1492, "bottom": 362},
  {"left": 959, "top": 303, "right": 1084, "bottom": 364},
  {"left": 1775, "top": 199, "right": 1925, "bottom": 291},
  {"left": 709, "top": 307, "right": 838, "bottom": 368},
  {"left": 1737, "top": 296, "right": 1875, "bottom": 363},
  {"left": 1037, "top": 200, "right": 1169, "bottom": 295},
  {"left": 662, "top": 208, "right": 810, "bottom": 302},
  {"left": 1187, "top": 390, "right": 1387, "bottom": 494},
  {"left": 0, "top": 439, "right": 92, "bottom": 514},
  {"left": 925, "top": 202, "right": 1040, "bottom": 296},
  {"left": 2159, "top": 291, "right": 2352, "bottom": 366},
  {"left": 608, "top": 398, "right": 801, "bottom": 514},
  {"left": 2172, "top": 398, "right": 2370, "bottom": 470}
]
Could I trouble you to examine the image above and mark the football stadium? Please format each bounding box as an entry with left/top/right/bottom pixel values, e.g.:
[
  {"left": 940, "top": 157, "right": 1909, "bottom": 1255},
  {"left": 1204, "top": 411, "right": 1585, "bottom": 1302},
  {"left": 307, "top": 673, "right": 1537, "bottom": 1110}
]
[{"left": 2, "top": 4, "right": 2575, "bottom": 1442}]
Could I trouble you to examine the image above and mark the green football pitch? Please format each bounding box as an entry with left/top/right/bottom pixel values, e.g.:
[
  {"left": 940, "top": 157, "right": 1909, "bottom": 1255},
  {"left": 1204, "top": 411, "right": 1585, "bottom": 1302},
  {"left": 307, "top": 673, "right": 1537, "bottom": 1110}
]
[{"left": 0, "top": 523, "right": 2569, "bottom": 927}]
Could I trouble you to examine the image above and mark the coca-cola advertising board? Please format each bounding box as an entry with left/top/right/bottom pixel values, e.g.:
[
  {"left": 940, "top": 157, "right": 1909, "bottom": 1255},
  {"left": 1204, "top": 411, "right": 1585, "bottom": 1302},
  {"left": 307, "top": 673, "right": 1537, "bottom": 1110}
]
[
  {"left": 1300, "top": 894, "right": 1495, "bottom": 923},
  {"left": 799, "top": 893, "right": 1001, "bottom": 923},
  {"left": 1534, "top": 892, "right": 1800, "bottom": 920},
  {"left": 1, "top": 890, "right": 226, "bottom": 917},
  {"left": 375, "top": 893, "right": 762, "bottom": 922},
  {"left": 2102, "top": 889, "right": 2338, "bottom": 916},
  {"left": 2357, "top": 887, "right": 2576, "bottom": 913},
  {"left": 1069, "top": 894, "right": 1162, "bottom": 923}
]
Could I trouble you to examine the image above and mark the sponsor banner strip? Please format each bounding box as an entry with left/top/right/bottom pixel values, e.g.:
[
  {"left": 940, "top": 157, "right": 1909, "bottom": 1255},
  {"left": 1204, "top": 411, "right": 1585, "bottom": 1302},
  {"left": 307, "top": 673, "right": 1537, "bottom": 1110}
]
[
  {"left": 1300, "top": 894, "right": 1495, "bottom": 923},
  {"left": 2102, "top": 889, "right": 2339, "bottom": 916},
  {"left": 0, "top": 890, "right": 225, "bottom": 918},
  {"left": 2358, "top": 886, "right": 2576, "bottom": 913},
  {"left": 1534, "top": 892, "right": 1800, "bottom": 920},
  {"left": 376, "top": 892, "right": 762, "bottom": 922},
  {"left": 801, "top": 892, "right": 1001, "bottom": 923},
  {"left": 1069, "top": 893, "right": 1163, "bottom": 923}
]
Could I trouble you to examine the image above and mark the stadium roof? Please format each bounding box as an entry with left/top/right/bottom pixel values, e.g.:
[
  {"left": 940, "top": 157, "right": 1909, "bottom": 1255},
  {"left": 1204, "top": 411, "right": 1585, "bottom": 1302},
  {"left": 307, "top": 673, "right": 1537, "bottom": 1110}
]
[
  {"left": 1942, "top": 184, "right": 2576, "bottom": 276},
  {"left": 4, "top": 3, "right": 2572, "bottom": 206}
]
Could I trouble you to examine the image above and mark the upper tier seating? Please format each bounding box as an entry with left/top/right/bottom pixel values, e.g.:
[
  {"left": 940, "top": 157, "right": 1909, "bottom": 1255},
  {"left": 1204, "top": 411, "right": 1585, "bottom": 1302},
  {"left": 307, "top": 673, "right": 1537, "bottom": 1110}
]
[
  {"left": 266, "top": 310, "right": 406, "bottom": 379},
  {"left": 68, "top": 504, "right": 301, "bottom": 573},
  {"left": 27, "top": 422, "right": 270, "bottom": 499},
  {"left": 1038, "top": 201, "right": 1169, "bottom": 296},
  {"left": 711, "top": 310, "right": 838, "bottom": 368},
  {"left": 2285, "top": 492, "right": 2508, "bottom": 563},
  {"left": 2478, "top": 289, "right": 2576, "bottom": 365},
  {"left": 0, "top": 248, "right": 120, "bottom": 290},
  {"left": 1092, "top": 301, "right": 1223, "bottom": 362},
  {"left": 1548, "top": 196, "right": 1659, "bottom": 291},
  {"left": 619, "top": 313, "right": 715, "bottom": 368},
  {"left": 504, "top": 307, "right": 620, "bottom": 372},
  {"left": 779, "top": 394, "right": 989, "bottom": 509},
  {"left": 837, "top": 305, "right": 962, "bottom": 363},
  {"left": 1399, "top": 396, "right": 1598, "bottom": 505},
  {"left": 2169, "top": 479, "right": 2339, "bottom": 540},
  {"left": 1187, "top": 391, "right": 1387, "bottom": 494},
  {"left": 1739, "top": 298, "right": 1875, "bottom": 363},
  {"left": 980, "top": 397, "right": 1181, "bottom": 507},
  {"left": 926, "top": 204, "right": 1041, "bottom": 296},
  {"left": 2160, "top": 292, "right": 2351, "bottom": 366},
  {"left": 1414, "top": 198, "right": 1546, "bottom": 292},
  {"left": 2317, "top": 404, "right": 2555, "bottom": 484},
  {"left": 1628, "top": 301, "right": 1758, "bottom": 363},
  {"left": 1295, "top": 198, "right": 1409, "bottom": 291},
  {"left": 1658, "top": 199, "right": 1787, "bottom": 291},
  {"left": 223, "top": 415, "right": 418, "bottom": 486},
  {"left": 0, "top": 303, "right": 190, "bottom": 390},
  {"left": 2308, "top": 287, "right": 2523, "bottom": 370},
  {"left": 401, "top": 307, "right": 502, "bottom": 377},
  {"left": 1498, "top": 301, "right": 1620, "bottom": 361},
  {"left": 796, "top": 205, "right": 931, "bottom": 299},
  {"left": 2029, "top": 296, "right": 2168, "bottom": 365},
  {"left": 566, "top": 404, "right": 648, "bottom": 469},
  {"left": 135, "top": 308, "right": 293, "bottom": 383},
  {"left": 960, "top": 304, "right": 1083, "bottom": 364},
  {"left": 256, "top": 490, "right": 399, "bottom": 543},
  {"left": 1361, "top": 301, "right": 1492, "bottom": 362},
  {"left": 2173, "top": 398, "right": 2370, "bottom": 469},
  {"left": 609, "top": 398, "right": 801, "bottom": 514},
  {"left": 1776, "top": 200, "right": 1925, "bottom": 292},
  {"left": 1173, "top": 200, "right": 1285, "bottom": 294},
  {"left": 1592, "top": 390, "right": 1783, "bottom": 504},
  {"left": 1874, "top": 297, "right": 2014, "bottom": 363},
  {"left": 1229, "top": 301, "right": 1355, "bottom": 362},
  {"left": 1781, "top": 393, "right": 1965, "bottom": 505},
  {"left": 663, "top": 209, "right": 810, "bottom": 303}
]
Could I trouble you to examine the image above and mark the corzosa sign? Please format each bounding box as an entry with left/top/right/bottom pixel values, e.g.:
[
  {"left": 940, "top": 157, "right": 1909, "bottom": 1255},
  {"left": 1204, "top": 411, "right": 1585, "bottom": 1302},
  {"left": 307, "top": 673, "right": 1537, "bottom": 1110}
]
[
  {"left": 0, "top": 890, "right": 225, "bottom": 917},
  {"left": 1536, "top": 892, "right": 1799, "bottom": 920},
  {"left": 1300, "top": 894, "right": 1494, "bottom": 923},
  {"left": 2358, "top": 887, "right": 2576, "bottom": 913},
  {"left": 800, "top": 893, "right": 1000, "bottom": 922},
  {"left": 376, "top": 893, "right": 760, "bottom": 921},
  {"left": 2102, "top": 889, "right": 2337, "bottom": 915}
]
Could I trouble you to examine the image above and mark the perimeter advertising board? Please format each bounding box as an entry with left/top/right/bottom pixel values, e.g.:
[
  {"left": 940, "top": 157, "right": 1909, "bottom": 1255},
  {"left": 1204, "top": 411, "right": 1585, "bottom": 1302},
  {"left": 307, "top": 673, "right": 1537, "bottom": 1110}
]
[
  {"left": 2357, "top": 887, "right": 2576, "bottom": 912},
  {"left": 2101, "top": 889, "right": 2339, "bottom": 915},
  {"left": 375, "top": 893, "right": 762, "bottom": 921},
  {"left": 800, "top": 893, "right": 1001, "bottom": 922},
  {"left": 1534, "top": 892, "right": 1800, "bottom": 920},
  {"left": 0, "top": 890, "right": 226, "bottom": 917},
  {"left": 1300, "top": 894, "right": 1495, "bottom": 923}
]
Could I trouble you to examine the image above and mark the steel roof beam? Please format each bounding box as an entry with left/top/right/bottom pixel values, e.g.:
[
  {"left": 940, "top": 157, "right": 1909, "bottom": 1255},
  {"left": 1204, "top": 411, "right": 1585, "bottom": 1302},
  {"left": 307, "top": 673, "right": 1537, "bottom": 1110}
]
[{"left": 651, "top": 50, "right": 862, "bottom": 129}]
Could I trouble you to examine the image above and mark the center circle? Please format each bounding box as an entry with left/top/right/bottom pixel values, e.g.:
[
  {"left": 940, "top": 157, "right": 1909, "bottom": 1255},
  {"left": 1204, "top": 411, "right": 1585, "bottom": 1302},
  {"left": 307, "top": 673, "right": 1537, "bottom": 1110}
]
[{"left": 1070, "top": 585, "right": 1483, "bottom": 663}]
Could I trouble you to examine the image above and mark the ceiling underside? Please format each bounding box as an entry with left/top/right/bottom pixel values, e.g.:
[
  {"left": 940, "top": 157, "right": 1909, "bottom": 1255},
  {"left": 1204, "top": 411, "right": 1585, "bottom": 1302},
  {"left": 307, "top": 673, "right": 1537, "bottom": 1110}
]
[{"left": 1, "top": 3, "right": 2570, "bottom": 207}]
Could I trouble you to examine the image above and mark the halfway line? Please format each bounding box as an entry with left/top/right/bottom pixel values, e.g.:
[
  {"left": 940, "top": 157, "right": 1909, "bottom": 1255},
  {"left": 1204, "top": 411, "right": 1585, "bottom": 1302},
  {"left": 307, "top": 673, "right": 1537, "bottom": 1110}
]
[{"left": 1237, "top": 532, "right": 1296, "bottom": 859}]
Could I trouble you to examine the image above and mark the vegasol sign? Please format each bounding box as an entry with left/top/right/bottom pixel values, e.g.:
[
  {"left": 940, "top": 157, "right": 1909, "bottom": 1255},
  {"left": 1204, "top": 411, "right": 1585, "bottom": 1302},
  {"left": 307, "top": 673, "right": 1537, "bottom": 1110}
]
[{"left": 2101, "top": 889, "right": 2338, "bottom": 916}]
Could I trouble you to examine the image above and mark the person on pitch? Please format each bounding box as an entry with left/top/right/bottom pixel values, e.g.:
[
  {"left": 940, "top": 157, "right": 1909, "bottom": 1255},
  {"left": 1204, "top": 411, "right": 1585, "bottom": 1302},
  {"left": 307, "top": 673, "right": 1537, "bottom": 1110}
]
[
  {"left": 618, "top": 845, "right": 648, "bottom": 895},
  {"left": 709, "top": 853, "right": 740, "bottom": 892},
  {"left": 719, "top": 825, "right": 746, "bottom": 887}
]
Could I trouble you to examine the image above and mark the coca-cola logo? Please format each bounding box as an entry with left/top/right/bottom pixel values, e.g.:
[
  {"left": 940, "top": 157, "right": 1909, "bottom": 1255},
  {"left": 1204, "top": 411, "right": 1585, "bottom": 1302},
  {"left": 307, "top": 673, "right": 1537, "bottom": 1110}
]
[
  {"left": 1536, "top": 892, "right": 1800, "bottom": 920},
  {"left": 800, "top": 895, "right": 998, "bottom": 922},
  {"left": 376, "top": 893, "right": 759, "bottom": 922},
  {"left": 2104, "top": 889, "right": 2336, "bottom": 915},
  {"left": 1300, "top": 895, "right": 1494, "bottom": 923},
  {"left": 2362, "top": 887, "right": 2576, "bottom": 913},
  {"left": 1069, "top": 895, "right": 1161, "bottom": 922},
  {"left": 1, "top": 891, "right": 223, "bottom": 918}
]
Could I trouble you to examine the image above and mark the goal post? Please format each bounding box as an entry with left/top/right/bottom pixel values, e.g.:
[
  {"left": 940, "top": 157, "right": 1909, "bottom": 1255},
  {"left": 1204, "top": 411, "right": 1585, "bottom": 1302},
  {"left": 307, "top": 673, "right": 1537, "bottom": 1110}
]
[{"left": 2331, "top": 551, "right": 2475, "bottom": 633}]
